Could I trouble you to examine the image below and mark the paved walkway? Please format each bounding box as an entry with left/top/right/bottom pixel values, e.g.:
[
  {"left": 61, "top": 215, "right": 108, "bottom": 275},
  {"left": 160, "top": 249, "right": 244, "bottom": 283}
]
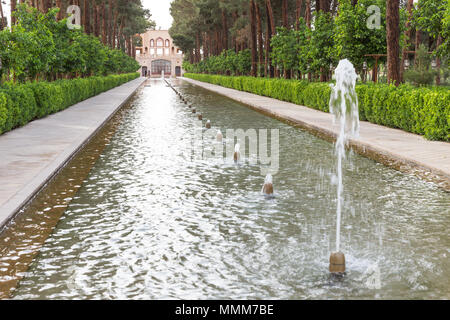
[
  {"left": 0, "top": 77, "right": 146, "bottom": 228},
  {"left": 181, "top": 77, "right": 450, "bottom": 191}
]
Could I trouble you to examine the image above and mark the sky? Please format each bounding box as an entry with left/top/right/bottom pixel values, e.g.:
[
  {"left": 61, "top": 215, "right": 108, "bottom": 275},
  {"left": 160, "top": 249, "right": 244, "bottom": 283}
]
[
  {"left": 2, "top": 0, "right": 174, "bottom": 30},
  {"left": 142, "top": 0, "right": 174, "bottom": 30}
]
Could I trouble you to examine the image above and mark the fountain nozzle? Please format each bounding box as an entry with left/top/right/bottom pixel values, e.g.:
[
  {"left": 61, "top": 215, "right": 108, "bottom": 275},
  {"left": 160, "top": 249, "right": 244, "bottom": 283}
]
[
  {"left": 329, "top": 252, "right": 346, "bottom": 274},
  {"left": 216, "top": 130, "right": 223, "bottom": 141},
  {"left": 233, "top": 143, "right": 240, "bottom": 162},
  {"left": 262, "top": 174, "right": 274, "bottom": 195}
]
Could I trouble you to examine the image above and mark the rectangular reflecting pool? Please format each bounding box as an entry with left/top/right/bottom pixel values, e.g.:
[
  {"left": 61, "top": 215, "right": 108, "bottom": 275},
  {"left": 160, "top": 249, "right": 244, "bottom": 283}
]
[{"left": 1, "top": 80, "right": 449, "bottom": 299}]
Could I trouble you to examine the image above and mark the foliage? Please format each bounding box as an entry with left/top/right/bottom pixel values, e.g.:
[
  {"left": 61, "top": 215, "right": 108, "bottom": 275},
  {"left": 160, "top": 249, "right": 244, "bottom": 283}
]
[
  {"left": 183, "top": 49, "right": 251, "bottom": 75},
  {"left": 0, "top": 4, "right": 140, "bottom": 83},
  {"left": 334, "top": 0, "right": 387, "bottom": 73},
  {"left": 414, "top": 0, "right": 448, "bottom": 57},
  {"left": 440, "top": 3, "right": 450, "bottom": 58},
  {"left": 270, "top": 27, "right": 299, "bottom": 75},
  {"left": 0, "top": 73, "right": 139, "bottom": 135},
  {"left": 185, "top": 73, "right": 450, "bottom": 141},
  {"left": 404, "top": 44, "right": 438, "bottom": 86},
  {"left": 305, "top": 12, "right": 337, "bottom": 76}
]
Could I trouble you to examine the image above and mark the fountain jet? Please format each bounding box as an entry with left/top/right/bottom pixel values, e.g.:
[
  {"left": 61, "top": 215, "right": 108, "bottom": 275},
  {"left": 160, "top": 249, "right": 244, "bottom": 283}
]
[
  {"left": 233, "top": 143, "right": 240, "bottom": 162},
  {"left": 328, "top": 59, "right": 360, "bottom": 274},
  {"left": 261, "top": 174, "right": 274, "bottom": 196},
  {"left": 216, "top": 130, "right": 223, "bottom": 141}
]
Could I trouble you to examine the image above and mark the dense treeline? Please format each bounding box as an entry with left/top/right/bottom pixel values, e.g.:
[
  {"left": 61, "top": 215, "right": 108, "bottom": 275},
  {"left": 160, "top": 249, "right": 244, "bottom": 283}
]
[
  {"left": 2, "top": 1, "right": 154, "bottom": 57},
  {"left": 171, "top": 0, "right": 449, "bottom": 86},
  {"left": 185, "top": 73, "right": 449, "bottom": 141},
  {"left": 0, "top": 1, "right": 154, "bottom": 83}
]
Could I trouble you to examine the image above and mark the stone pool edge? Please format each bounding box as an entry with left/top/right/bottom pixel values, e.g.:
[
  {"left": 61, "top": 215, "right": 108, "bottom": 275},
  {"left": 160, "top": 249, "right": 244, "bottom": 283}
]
[
  {"left": 0, "top": 77, "right": 147, "bottom": 230},
  {"left": 179, "top": 77, "right": 450, "bottom": 192}
]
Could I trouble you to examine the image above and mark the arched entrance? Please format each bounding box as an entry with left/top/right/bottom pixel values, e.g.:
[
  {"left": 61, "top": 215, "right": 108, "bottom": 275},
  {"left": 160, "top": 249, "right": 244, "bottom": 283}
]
[
  {"left": 151, "top": 59, "right": 171, "bottom": 76},
  {"left": 141, "top": 66, "right": 148, "bottom": 77},
  {"left": 175, "top": 66, "right": 181, "bottom": 77}
]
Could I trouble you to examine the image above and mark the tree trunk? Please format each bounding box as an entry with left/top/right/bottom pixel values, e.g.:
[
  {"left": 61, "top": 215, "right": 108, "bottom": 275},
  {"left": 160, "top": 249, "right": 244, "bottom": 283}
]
[
  {"left": 436, "top": 35, "right": 442, "bottom": 85},
  {"left": 255, "top": 3, "right": 264, "bottom": 76},
  {"left": 282, "top": 0, "right": 288, "bottom": 28},
  {"left": 102, "top": 2, "right": 107, "bottom": 45},
  {"left": 400, "top": 0, "right": 414, "bottom": 82},
  {"left": 266, "top": 0, "right": 275, "bottom": 77},
  {"left": 108, "top": 0, "right": 114, "bottom": 47},
  {"left": 96, "top": 4, "right": 101, "bottom": 37},
  {"left": 209, "top": 31, "right": 214, "bottom": 57},
  {"left": 306, "top": 0, "right": 312, "bottom": 80},
  {"left": 113, "top": 10, "right": 119, "bottom": 48},
  {"left": 118, "top": 18, "right": 124, "bottom": 50},
  {"left": 43, "top": 0, "right": 51, "bottom": 12},
  {"left": 250, "top": 0, "right": 258, "bottom": 77},
  {"left": 195, "top": 33, "right": 201, "bottom": 63},
  {"left": 222, "top": 9, "right": 228, "bottom": 51},
  {"left": 305, "top": 0, "right": 311, "bottom": 28},
  {"left": 11, "top": 0, "right": 17, "bottom": 25},
  {"left": 215, "top": 30, "right": 220, "bottom": 55},
  {"left": 320, "top": 0, "right": 331, "bottom": 13},
  {"left": 55, "top": 0, "right": 63, "bottom": 20},
  {"left": 386, "top": 0, "right": 400, "bottom": 86},
  {"left": 296, "top": 0, "right": 303, "bottom": 30},
  {"left": 84, "top": 0, "right": 91, "bottom": 34},
  {"left": 0, "top": 0, "right": 5, "bottom": 30},
  {"left": 414, "top": 29, "right": 421, "bottom": 66},
  {"left": 203, "top": 32, "right": 208, "bottom": 59},
  {"left": 93, "top": 3, "right": 98, "bottom": 37},
  {"left": 126, "top": 36, "right": 132, "bottom": 56}
]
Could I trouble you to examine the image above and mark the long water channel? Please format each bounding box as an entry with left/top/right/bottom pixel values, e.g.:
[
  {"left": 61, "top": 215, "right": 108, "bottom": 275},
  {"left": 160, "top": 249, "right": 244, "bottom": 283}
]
[{"left": 1, "top": 79, "right": 448, "bottom": 299}]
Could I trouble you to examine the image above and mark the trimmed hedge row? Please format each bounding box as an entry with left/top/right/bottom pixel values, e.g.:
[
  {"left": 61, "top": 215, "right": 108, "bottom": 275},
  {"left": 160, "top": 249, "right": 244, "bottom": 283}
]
[
  {"left": 185, "top": 73, "right": 450, "bottom": 141},
  {"left": 0, "top": 73, "right": 139, "bottom": 135}
]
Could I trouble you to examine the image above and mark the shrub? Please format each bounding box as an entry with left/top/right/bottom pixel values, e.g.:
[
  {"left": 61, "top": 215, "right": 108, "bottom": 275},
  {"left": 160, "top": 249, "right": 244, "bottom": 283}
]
[
  {"left": 0, "top": 73, "right": 139, "bottom": 135},
  {"left": 185, "top": 73, "right": 450, "bottom": 141}
]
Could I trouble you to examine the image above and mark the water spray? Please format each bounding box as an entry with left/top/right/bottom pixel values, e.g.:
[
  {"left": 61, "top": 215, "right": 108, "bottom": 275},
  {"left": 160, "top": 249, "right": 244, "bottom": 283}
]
[
  {"left": 216, "top": 130, "right": 223, "bottom": 141},
  {"left": 233, "top": 143, "right": 240, "bottom": 162},
  {"left": 328, "top": 59, "right": 360, "bottom": 274},
  {"left": 261, "top": 174, "right": 274, "bottom": 196}
]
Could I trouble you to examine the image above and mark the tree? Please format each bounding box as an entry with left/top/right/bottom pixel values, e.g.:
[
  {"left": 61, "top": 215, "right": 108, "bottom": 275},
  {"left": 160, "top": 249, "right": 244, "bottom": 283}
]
[
  {"left": 250, "top": 0, "right": 257, "bottom": 76},
  {"left": 306, "top": 12, "right": 336, "bottom": 81},
  {"left": 334, "top": 0, "right": 386, "bottom": 76},
  {"left": 11, "top": 0, "right": 17, "bottom": 25},
  {"left": 414, "top": 0, "right": 449, "bottom": 84},
  {"left": 386, "top": 0, "right": 401, "bottom": 85},
  {"left": 271, "top": 27, "right": 299, "bottom": 79}
]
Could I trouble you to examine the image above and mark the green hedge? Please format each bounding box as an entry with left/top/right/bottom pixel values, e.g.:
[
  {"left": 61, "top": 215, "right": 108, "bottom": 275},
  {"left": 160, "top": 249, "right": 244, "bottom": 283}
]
[
  {"left": 184, "top": 73, "right": 450, "bottom": 141},
  {"left": 0, "top": 73, "right": 139, "bottom": 135}
]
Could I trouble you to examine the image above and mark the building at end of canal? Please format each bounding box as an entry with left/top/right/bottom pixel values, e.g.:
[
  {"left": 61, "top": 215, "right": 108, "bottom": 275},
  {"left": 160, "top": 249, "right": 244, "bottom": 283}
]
[{"left": 135, "top": 29, "right": 184, "bottom": 78}]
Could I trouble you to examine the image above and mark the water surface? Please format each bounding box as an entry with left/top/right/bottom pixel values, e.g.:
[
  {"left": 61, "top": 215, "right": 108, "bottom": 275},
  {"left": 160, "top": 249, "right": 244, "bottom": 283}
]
[{"left": 3, "top": 80, "right": 449, "bottom": 299}]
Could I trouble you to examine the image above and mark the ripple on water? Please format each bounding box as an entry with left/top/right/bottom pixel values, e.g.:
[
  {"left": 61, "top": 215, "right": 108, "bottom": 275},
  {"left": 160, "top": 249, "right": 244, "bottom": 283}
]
[{"left": 3, "top": 80, "right": 449, "bottom": 300}]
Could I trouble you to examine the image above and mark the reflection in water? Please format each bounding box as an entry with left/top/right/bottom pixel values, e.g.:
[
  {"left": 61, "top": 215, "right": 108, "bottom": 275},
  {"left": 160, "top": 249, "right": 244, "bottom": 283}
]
[
  {"left": 0, "top": 95, "right": 139, "bottom": 299},
  {"left": 1, "top": 80, "right": 449, "bottom": 299}
]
